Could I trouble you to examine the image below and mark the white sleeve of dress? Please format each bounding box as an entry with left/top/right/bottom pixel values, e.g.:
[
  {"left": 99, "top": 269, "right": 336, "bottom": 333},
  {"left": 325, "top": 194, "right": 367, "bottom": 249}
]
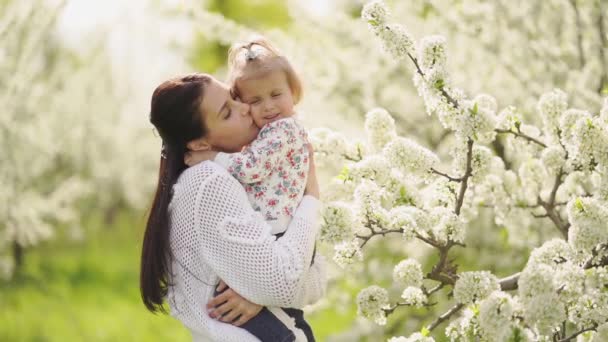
[
  {"left": 291, "top": 253, "right": 328, "bottom": 307},
  {"left": 195, "top": 170, "right": 321, "bottom": 308}
]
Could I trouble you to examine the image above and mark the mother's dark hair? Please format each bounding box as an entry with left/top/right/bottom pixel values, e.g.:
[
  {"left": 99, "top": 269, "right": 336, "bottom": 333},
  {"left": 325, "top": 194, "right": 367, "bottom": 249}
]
[{"left": 141, "top": 73, "right": 212, "bottom": 312}]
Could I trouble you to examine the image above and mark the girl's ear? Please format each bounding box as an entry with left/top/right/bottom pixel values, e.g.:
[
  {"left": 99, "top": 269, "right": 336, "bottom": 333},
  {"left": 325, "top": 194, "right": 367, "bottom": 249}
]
[{"left": 186, "top": 137, "right": 212, "bottom": 151}]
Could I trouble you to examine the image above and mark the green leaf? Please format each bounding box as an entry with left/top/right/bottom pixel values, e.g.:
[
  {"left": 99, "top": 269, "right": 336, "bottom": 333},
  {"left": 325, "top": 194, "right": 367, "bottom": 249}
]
[
  {"left": 336, "top": 166, "right": 350, "bottom": 182},
  {"left": 420, "top": 326, "right": 430, "bottom": 337},
  {"left": 433, "top": 78, "right": 445, "bottom": 90},
  {"left": 574, "top": 198, "right": 585, "bottom": 212},
  {"left": 471, "top": 102, "right": 479, "bottom": 115}
]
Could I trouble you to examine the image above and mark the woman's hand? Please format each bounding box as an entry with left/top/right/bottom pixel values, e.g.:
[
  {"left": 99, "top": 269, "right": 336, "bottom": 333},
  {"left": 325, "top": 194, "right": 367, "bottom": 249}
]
[
  {"left": 304, "top": 144, "right": 320, "bottom": 199},
  {"left": 206, "top": 280, "right": 263, "bottom": 326},
  {"left": 184, "top": 150, "right": 218, "bottom": 166}
]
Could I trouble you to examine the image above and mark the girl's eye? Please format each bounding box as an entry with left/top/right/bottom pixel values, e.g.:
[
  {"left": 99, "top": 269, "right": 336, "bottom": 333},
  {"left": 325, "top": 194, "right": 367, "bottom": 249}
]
[
  {"left": 250, "top": 99, "right": 260, "bottom": 105},
  {"left": 272, "top": 93, "right": 281, "bottom": 98},
  {"left": 224, "top": 108, "right": 232, "bottom": 119}
]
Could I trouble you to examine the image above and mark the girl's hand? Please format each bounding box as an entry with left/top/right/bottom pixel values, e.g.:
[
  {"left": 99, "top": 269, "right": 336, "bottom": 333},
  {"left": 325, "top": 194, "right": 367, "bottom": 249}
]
[
  {"left": 206, "top": 280, "right": 263, "bottom": 326},
  {"left": 184, "top": 150, "right": 218, "bottom": 166},
  {"left": 304, "top": 144, "right": 319, "bottom": 199}
]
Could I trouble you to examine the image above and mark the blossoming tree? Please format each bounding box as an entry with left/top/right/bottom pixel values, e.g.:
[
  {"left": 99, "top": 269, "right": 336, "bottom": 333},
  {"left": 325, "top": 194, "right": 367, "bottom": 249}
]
[{"left": 309, "top": 1, "right": 608, "bottom": 341}]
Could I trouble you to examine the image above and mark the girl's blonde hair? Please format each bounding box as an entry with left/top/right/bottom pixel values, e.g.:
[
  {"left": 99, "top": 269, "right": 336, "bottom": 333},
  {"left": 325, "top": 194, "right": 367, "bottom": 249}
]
[{"left": 227, "top": 35, "right": 302, "bottom": 104}]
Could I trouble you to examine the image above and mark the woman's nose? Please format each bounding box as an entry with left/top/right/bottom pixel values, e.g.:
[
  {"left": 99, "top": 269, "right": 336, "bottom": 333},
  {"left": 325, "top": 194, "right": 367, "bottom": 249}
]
[{"left": 239, "top": 102, "right": 250, "bottom": 116}]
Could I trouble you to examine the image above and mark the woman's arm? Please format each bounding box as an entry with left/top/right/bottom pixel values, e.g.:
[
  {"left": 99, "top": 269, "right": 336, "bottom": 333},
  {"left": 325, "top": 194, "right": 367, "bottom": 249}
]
[{"left": 195, "top": 166, "right": 320, "bottom": 308}]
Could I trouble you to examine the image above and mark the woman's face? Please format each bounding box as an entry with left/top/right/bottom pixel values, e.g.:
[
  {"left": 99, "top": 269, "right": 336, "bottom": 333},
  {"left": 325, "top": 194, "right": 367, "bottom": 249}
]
[{"left": 199, "top": 78, "right": 259, "bottom": 153}]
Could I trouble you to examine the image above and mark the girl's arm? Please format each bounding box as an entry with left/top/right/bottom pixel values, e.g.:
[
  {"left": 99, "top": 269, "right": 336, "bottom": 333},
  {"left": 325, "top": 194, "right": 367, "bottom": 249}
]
[
  {"left": 214, "top": 118, "right": 300, "bottom": 183},
  {"left": 195, "top": 166, "right": 320, "bottom": 308}
]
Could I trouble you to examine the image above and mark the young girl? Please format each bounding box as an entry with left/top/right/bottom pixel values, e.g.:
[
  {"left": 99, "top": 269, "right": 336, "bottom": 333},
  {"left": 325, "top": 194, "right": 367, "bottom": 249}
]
[{"left": 187, "top": 36, "right": 316, "bottom": 341}]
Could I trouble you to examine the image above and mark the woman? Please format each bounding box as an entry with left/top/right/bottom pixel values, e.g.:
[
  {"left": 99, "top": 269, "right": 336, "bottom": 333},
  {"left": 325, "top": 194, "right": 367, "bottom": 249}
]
[{"left": 140, "top": 73, "right": 326, "bottom": 341}]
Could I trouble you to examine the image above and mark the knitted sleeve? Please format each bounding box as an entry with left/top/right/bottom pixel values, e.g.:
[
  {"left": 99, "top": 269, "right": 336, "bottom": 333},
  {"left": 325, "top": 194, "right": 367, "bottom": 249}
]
[
  {"left": 214, "top": 118, "right": 299, "bottom": 183},
  {"left": 292, "top": 253, "right": 328, "bottom": 307},
  {"left": 195, "top": 169, "right": 321, "bottom": 308}
]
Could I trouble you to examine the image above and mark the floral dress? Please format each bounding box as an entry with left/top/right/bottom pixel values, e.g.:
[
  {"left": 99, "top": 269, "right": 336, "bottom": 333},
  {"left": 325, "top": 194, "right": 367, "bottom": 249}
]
[{"left": 214, "top": 117, "right": 309, "bottom": 234}]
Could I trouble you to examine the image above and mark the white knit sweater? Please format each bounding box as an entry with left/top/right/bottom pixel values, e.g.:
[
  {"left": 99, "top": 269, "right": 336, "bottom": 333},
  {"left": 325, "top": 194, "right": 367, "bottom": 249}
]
[{"left": 166, "top": 161, "right": 326, "bottom": 342}]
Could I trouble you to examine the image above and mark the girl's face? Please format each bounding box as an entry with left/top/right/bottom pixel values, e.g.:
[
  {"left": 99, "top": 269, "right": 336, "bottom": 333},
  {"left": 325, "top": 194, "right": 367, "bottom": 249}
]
[
  {"left": 199, "top": 78, "right": 259, "bottom": 153},
  {"left": 236, "top": 70, "right": 295, "bottom": 128}
]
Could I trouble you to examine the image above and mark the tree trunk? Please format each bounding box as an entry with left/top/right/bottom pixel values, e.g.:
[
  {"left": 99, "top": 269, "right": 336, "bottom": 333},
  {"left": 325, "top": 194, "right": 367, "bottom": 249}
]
[{"left": 13, "top": 241, "right": 23, "bottom": 274}]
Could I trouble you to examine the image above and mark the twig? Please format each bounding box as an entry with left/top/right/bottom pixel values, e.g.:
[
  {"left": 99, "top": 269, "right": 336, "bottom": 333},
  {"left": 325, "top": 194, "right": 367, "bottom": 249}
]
[
  {"left": 431, "top": 168, "right": 463, "bottom": 182},
  {"left": 426, "top": 303, "right": 464, "bottom": 331},
  {"left": 455, "top": 139, "right": 474, "bottom": 216},
  {"left": 597, "top": 0, "right": 607, "bottom": 94},
  {"left": 557, "top": 325, "right": 597, "bottom": 342},
  {"left": 569, "top": 0, "right": 586, "bottom": 68},
  {"left": 495, "top": 128, "right": 547, "bottom": 148},
  {"left": 499, "top": 272, "right": 520, "bottom": 291}
]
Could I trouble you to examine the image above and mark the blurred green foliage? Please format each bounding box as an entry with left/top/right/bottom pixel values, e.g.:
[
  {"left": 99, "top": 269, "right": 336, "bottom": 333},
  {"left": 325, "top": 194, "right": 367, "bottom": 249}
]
[
  {"left": 189, "top": 0, "right": 290, "bottom": 73},
  {"left": 0, "top": 209, "right": 354, "bottom": 341}
]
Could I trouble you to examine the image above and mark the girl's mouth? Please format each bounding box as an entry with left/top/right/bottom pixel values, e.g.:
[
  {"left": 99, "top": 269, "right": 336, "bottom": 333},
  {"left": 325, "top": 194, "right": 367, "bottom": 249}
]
[{"left": 264, "top": 113, "right": 280, "bottom": 120}]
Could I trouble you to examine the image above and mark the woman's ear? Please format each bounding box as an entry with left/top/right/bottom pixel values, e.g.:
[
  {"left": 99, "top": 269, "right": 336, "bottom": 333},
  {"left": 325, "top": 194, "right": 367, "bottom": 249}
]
[{"left": 186, "top": 137, "right": 211, "bottom": 151}]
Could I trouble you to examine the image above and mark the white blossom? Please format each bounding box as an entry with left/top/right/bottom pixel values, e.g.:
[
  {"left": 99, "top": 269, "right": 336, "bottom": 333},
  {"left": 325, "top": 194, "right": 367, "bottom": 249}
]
[
  {"left": 389, "top": 333, "right": 435, "bottom": 342},
  {"left": 496, "top": 105, "right": 522, "bottom": 130},
  {"left": 376, "top": 23, "right": 416, "bottom": 60},
  {"left": 350, "top": 155, "right": 391, "bottom": 185},
  {"left": 473, "top": 93, "right": 498, "bottom": 113},
  {"left": 320, "top": 202, "right": 356, "bottom": 244},
  {"left": 568, "top": 289, "right": 608, "bottom": 329},
  {"left": 518, "top": 263, "right": 566, "bottom": 334},
  {"left": 354, "top": 180, "right": 391, "bottom": 230},
  {"left": 540, "top": 145, "right": 567, "bottom": 175},
  {"left": 388, "top": 206, "right": 423, "bottom": 239},
  {"left": 478, "top": 291, "right": 516, "bottom": 341},
  {"left": 527, "top": 238, "right": 574, "bottom": 268},
  {"left": 383, "top": 137, "right": 439, "bottom": 179},
  {"left": 400, "top": 286, "right": 428, "bottom": 307},
  {"left": 453, "top": 271, "right": 500, "bottom": 304},
  {"left": 537, "top": 89, "right": 568, "bottom": 138},
  {"left": 567, "top": 197, "right": 608, "bottom": 255},
  {"left": 393, "top": 258, "right": 424, "bottom": 288},
  {"left": 361, "top": 0, "right": 390, "bottom": 27},
  {"left": 309, "top": 127, "right": 349, "bottom": 158},
  {"left": 356, "top": 285, "right": 389, "bottom": 325},
  {"left": 364, "top": 107, "right": 397, "bottom": 152},
  {"left": 591, "top": 322, "right": 608, "bottom": 342},
  {"left": 418, "top": 35, "right": 447, "bottom": 72},
  {"left": 445, "top": 307, "right": 481, "bottom": 341},
  {"left": 333, "top": 239, "right": 363, "bottom": 268},
  {"left": 429, "top": 206, "right": 466, "bottom": 245}
]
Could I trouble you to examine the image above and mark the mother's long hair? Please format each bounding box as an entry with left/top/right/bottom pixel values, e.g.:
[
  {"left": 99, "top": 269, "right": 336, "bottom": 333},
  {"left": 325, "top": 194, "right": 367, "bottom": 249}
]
[{"left": 141, "top": 73, "right": 211, "bottom": 312}]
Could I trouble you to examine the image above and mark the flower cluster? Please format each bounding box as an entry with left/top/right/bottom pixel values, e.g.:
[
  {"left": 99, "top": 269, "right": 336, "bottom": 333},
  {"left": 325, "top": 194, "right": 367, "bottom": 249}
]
[
  {"left": 364, "top": 107, "right": 397, "bottom": 152},
  {"left": 400, "top": 287, "right": 428, "bottom": 307},
  {"left": 356, "top": 285, "right": 390, "bottom": 325},
  {"left": 383, "top": 137, "right": 440, "bottom": 179},
  {"left": 320, "top": 202, "right": 355, "bottom": 244},
  {"left": 393, "top": 258, "right": 424, "bottom": 288},
  {"left": 333, "top": 239, "right": 363, "bottom": 269},
  {"left": 453, "top": 271, "right": 500, "bottom": 304}
]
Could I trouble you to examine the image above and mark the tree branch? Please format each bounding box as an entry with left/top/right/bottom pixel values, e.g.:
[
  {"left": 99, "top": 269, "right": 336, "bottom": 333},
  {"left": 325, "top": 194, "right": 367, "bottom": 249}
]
[
  {"left": 431, "top": 168, "right": 463, "bottom": 182},
  {"left": 455, "top": 139, "right": 474, "bottom": 216},
  {"left": 426, "top": 303, "right": 464, "bottom": 332},
  {"left": 569, "top": 0, "right": 586, "bottom": 68},
  {"left": 557, "top": 325, "right": 597, "bottom": 342},
  {"left": 495, "top": 128, "right": 547, "bottom": 148},
  {"left": 597, "top": 0, "right": 607, "bottom": 94}
]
